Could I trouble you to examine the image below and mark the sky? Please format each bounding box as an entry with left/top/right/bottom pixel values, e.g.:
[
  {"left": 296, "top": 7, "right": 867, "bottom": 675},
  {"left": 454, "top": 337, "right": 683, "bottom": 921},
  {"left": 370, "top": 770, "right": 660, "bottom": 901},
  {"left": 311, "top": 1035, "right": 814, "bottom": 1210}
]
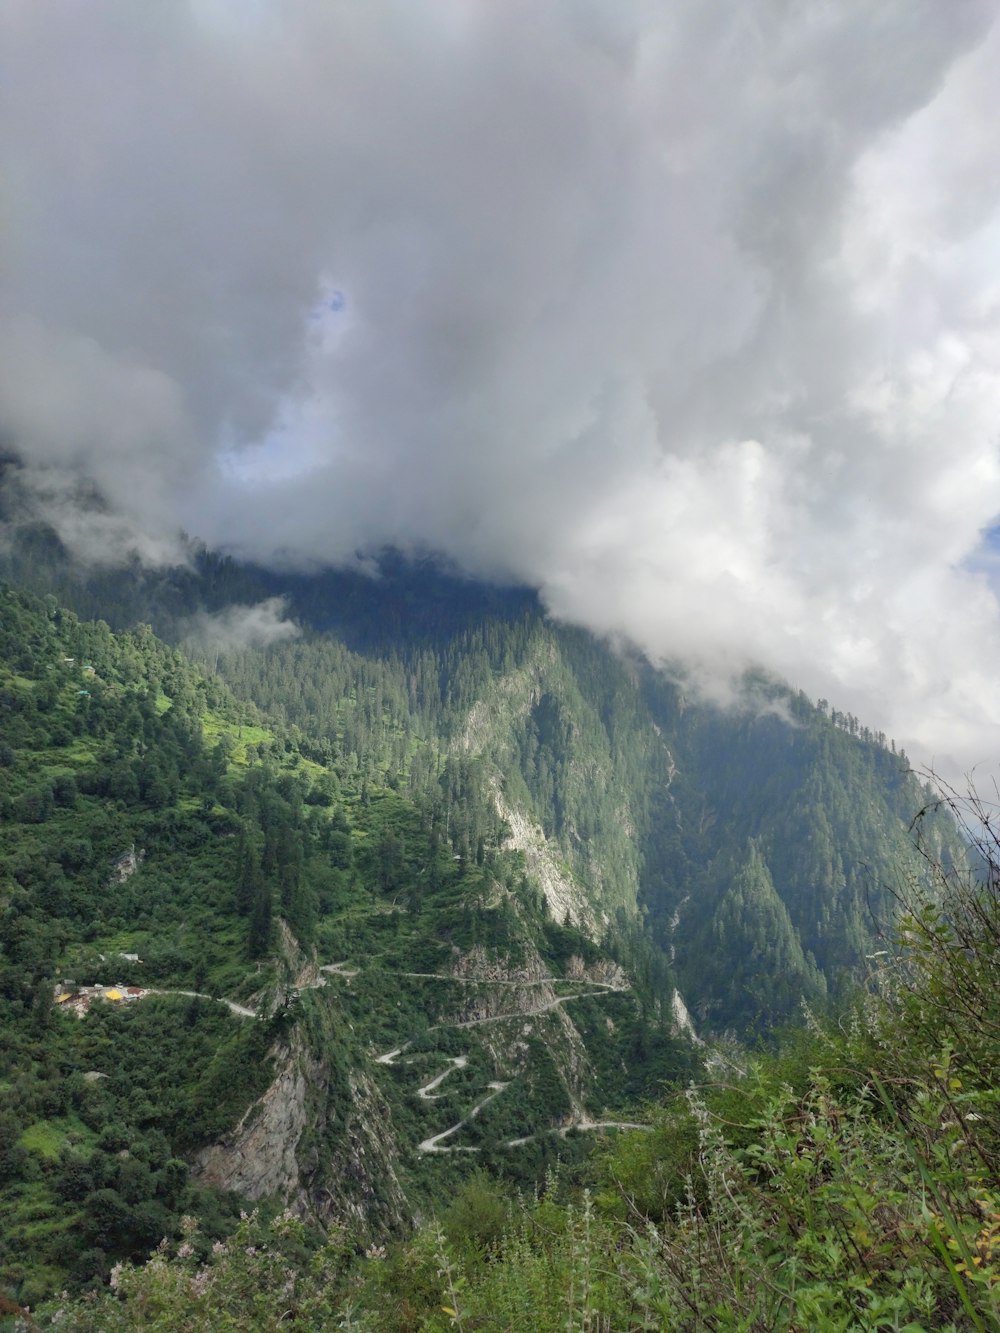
[{"left": 4, "top": 0, "right": 1000, "bottom": 777}]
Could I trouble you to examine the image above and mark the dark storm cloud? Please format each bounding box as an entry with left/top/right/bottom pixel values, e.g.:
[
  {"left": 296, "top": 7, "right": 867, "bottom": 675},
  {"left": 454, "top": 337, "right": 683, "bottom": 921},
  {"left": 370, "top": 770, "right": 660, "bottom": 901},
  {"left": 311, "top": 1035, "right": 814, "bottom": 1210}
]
[{"left": 4, "top": 1, "right": 1000, "bottom": 768}]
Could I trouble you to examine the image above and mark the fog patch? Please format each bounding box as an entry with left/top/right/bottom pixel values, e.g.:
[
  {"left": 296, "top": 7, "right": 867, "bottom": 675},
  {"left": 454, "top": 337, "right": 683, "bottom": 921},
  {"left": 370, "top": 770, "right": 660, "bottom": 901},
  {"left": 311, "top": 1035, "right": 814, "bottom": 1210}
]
[
  {"left": 183, "top": 599, "right": 300, "bottom": 652},
  {"left": 2, "top": 463, "right": 188, "bottom": 569}
]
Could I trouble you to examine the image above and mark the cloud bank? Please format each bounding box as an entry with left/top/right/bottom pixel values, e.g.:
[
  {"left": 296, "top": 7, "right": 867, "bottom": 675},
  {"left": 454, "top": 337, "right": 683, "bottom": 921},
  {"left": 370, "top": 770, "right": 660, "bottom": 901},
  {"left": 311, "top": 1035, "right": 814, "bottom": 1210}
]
[{"left": 4, "top": 1, "right": 1000, "bottom": 772}]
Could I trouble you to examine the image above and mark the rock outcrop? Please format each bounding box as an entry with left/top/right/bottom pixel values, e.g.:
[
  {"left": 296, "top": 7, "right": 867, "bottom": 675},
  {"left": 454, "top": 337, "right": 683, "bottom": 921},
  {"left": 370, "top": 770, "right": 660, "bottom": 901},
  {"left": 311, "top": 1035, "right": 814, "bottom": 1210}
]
[{"left": 193, "top": 1035, "right": 314, "bottom": 1209}]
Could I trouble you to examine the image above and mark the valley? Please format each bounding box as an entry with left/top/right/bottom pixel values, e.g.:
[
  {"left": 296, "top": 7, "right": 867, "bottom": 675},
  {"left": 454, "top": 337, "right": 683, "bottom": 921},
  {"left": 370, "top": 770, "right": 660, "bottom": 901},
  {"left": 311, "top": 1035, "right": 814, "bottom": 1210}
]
[
  {"left": 5, "top": 3, "right": 999, "bottom": 1319},
  {"left": 0, "top": 551, "right": 991, "bottom": 1329}
]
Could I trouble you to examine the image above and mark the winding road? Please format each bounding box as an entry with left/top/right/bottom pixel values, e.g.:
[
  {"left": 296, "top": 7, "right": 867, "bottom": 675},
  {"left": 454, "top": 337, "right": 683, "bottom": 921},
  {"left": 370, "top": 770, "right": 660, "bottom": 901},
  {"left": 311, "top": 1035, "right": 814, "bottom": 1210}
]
[
  {"left": 364, "top": 969, "right": 649, "bottom": 1154},
  {"left": 417, "top": 1055, "right": 468, "bottom": 1099},
  {"left": 418, "top": 1081, "right": 511, "bottom": 1154},
  {"left": 155, "top": 958, "right": 650, "bottom": 1153},
  {"left": 146, "top": 988, "right": 258, "bottom": 1018}
]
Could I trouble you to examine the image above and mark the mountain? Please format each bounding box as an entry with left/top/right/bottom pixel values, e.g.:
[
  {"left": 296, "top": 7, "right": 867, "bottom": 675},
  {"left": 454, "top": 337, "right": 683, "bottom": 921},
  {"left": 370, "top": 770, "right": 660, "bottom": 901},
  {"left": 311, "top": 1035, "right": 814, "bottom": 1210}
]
[
  {"left": 0, "top": 533, "right": 961, "bottom": 1306},
  {"left": 165, "top": 549, "right": 957, "bottom": 1022},
  {"left": 0, "top": 579, "right": 694, "bottom": 1303}
]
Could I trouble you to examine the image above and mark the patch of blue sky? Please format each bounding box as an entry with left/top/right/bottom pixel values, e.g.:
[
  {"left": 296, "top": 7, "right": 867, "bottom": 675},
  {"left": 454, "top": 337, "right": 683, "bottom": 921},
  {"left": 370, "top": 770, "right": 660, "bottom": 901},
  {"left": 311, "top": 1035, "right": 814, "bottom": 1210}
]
[
  {"left": 962, "top": 522, "right": 1000, "bottom": 589},
  {"left": 217, "top": 277, "right": 349, "bottom": 486},
  {"left": 217, "top": 399, "right": 330, "bottom": 490},
  {"left": 216, "top": 414, "right": 326, "bottom": 487},
  {"left": 309, "top": 290, "right": 346, "bottom": 321},
  {"left": 306, "top": 281, "right": 350, "bottom": 354}
]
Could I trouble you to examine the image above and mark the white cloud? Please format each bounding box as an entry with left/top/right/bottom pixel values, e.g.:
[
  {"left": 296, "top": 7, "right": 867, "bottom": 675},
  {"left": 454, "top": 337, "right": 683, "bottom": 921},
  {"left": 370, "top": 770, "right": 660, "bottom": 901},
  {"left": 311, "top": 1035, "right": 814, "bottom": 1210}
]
[
  {"left": 183, "top": 599, "right": 300, "bottom": 652},
  {"left": 4, "top": 0, "right": 1000, "bottom": 772}
]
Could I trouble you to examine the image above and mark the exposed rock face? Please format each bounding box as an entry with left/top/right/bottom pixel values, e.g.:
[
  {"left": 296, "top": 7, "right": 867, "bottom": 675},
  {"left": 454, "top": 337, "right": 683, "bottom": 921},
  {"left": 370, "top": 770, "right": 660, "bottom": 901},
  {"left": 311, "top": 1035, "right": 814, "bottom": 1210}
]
[
  {"left": 108, "top": 845, "right": 144, "bottom": 884},
  {"left": 670, "top": 988, "right": 702, "bottom": 1045},
  {"left": 456, "top": 648, "right": 554, "bottom": 756},
  {"left": 193, "top": 1037, "right": 313, "bottom": 1208},
  {"left": 453, "top": 639, "right": 625, "bottom": 934},
  {"left": 451, "top": 943, "right": 549, "bottom": 984},
  {"left": 193, "top": 1007, "right": 409, "bottom": 1239},
  {"left": 565, "top": 953, "right": 628, "bottom": 989},
  {"left": 494, "top": 788, "right": 596, "bottom": 931},
  {"left": 308, "top": 1071, "right": 409, "bottom": 1237}
]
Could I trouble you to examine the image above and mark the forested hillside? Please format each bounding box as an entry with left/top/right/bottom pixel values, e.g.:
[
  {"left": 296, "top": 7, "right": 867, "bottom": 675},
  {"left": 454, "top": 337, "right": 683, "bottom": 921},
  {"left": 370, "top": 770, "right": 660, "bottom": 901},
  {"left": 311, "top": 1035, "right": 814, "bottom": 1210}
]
[
  {"left": 0, "top": 522, "right": 971, "bottom": 1322},
  {"left": 5, "top": 0, "right": 997, "bottom": 1320},
  {"left": 1, "top": 524, "right": 957, "bottom": 1029},
  {"left": 28, "top": 756, "right": 1000, "bottom": 1330},
  {"left": 0, "top": 581, "right": 694, "bottom": 1307}
]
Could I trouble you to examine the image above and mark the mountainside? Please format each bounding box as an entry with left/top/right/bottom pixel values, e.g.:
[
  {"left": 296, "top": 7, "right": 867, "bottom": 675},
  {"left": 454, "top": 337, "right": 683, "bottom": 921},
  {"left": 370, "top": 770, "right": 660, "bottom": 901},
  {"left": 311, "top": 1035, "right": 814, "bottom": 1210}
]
[
  {"left": 0, "top": 537, "right": 962, "bottom": 1305},
  {"left": 0, "top": 580, "right": 693, "bottom": 1304},
  {"left": 172, "top": 551, "right": 958, "bottom": 1027}
]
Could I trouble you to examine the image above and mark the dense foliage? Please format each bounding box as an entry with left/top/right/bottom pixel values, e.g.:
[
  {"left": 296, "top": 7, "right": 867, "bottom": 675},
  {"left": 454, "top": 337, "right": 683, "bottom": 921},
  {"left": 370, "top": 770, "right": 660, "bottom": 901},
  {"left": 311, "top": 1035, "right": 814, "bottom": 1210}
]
[
  {"left": 0, "top": 582, "right": 692, "bottom": 1307},
  {"left": 0, "top": 585, "right": 311, "bottom": 1301},
  {"left": 0, "top": 532, "right": 957, "bottom": 1031},
  {"left": 39, "top": 813, "right": 1000, "bottom": 1328},
  {"left": 0, "top": 529, "right": 974, "bottom": 1326}
]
